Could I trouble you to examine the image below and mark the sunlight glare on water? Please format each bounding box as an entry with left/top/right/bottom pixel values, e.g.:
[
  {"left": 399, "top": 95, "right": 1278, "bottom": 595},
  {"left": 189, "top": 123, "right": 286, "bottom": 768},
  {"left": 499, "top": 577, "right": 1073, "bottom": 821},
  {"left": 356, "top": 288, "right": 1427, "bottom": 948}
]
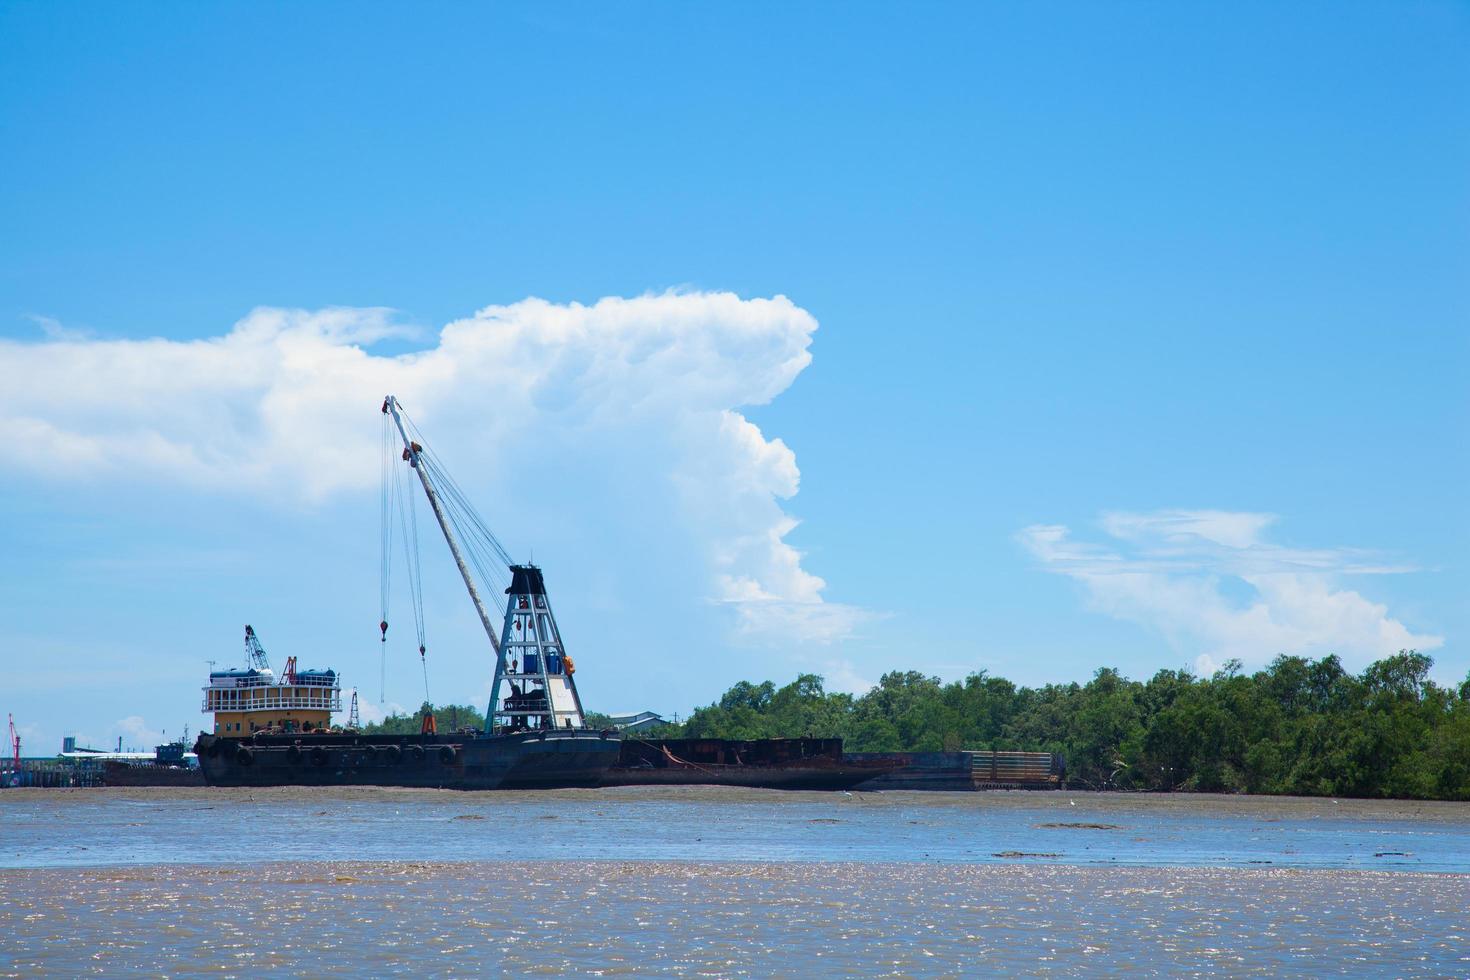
[
  {"left": 2, "top": 861, "right": 1467, "bottom": 977},
  {"left": 1, "top": 788, "right": 1467, "bottom": 976}
]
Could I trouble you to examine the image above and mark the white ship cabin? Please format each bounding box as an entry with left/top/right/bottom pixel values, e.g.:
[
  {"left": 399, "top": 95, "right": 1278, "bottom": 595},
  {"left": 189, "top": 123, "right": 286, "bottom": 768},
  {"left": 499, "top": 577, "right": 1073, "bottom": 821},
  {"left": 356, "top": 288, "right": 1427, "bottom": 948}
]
[{"left": 202, "top": 662, "right": 342, "bottom": 738}]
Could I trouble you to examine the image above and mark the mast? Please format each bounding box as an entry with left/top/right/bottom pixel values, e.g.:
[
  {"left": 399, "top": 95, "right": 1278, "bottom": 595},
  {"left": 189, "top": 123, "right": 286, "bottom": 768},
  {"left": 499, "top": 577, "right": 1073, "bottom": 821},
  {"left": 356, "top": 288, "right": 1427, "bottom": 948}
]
[
  {"left": 490, "top": 564, "right": 586, "bottom": 732},
  {"left": 382, "top": 396, "right": 503, "bottom": 659}
]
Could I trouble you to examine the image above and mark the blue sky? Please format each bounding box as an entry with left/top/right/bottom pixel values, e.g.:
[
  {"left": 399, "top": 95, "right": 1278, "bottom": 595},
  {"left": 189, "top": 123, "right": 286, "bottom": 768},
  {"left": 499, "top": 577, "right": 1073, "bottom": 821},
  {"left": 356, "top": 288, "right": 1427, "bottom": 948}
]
[{"left": 1, "top": 2, "right": 1466, "bottom": 753}]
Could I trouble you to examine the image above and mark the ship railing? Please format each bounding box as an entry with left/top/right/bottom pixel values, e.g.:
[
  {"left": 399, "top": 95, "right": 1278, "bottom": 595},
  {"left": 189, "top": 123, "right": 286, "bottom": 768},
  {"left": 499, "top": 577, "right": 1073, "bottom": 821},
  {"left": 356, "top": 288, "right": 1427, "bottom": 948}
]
[
  {"left": 201, "top": 695, "right": 344, "bottom": 711},
  {"left": 204, "top": 677, "right": 338, "bottom": 690}
]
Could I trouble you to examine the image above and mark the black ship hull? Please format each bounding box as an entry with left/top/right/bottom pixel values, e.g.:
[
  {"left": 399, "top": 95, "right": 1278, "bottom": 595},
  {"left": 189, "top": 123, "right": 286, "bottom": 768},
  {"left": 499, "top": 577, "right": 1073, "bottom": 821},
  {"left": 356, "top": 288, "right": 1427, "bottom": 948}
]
[
  {"left": 102, "top": 761, "right": 206, "bottom": 787},
  {"left": 195, "top": 730, "right": 621, "bottom": 790},
  {"left": 601, "top": 762, "right": 896, "bottom": 791},
  {"left": 601, "top": 737, "right": 900, "bottom": 791}
]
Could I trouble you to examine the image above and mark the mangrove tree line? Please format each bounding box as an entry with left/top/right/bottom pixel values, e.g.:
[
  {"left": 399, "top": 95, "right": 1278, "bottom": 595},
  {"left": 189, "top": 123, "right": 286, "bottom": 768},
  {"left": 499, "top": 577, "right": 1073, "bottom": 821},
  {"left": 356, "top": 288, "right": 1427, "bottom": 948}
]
[{"left": 673, "top": 651, "right": 1470, "bottom": 799}]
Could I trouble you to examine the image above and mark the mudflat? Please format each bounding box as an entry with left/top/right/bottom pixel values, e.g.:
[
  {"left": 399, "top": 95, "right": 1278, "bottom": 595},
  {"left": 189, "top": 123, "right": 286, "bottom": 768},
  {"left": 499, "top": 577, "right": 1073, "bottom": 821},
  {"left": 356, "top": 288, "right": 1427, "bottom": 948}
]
[{"left": 2, "top": 860, "right": 1466, "bottom": 977}]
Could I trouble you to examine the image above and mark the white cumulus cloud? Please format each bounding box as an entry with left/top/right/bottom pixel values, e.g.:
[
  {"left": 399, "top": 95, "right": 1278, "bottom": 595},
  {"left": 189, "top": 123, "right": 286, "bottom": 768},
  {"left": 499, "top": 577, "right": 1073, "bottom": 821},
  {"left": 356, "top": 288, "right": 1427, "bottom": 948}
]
[
  {"left": 0, "top": 291, "right": 868, "bottom": 644},
  {"left": 1019, "top": 509, "right": 1440, "bottom": 670}
]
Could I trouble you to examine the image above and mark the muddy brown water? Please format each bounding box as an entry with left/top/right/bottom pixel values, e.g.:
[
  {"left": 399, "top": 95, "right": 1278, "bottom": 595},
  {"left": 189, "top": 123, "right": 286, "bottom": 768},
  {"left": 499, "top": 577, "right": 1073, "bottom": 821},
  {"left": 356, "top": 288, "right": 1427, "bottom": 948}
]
[{"left": 2, "top": 788, "right": 1467, "bottom": 975}]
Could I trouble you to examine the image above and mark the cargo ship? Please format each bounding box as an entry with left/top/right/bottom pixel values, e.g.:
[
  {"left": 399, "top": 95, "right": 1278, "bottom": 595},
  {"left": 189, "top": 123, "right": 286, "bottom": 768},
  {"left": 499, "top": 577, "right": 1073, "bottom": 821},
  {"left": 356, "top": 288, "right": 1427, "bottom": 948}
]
[
  {"left": 602, "top": 737, "right": 899, "bottom": 790},
  {"left": 195, "top": 396, "right": 621, "bottom": 789}
]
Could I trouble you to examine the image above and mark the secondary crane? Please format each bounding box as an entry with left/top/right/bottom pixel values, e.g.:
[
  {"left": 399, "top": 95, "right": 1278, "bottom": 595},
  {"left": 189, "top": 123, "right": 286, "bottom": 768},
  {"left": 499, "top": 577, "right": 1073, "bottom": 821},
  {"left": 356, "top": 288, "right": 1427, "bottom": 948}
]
[{"left": 244, "top": 624, "right": 272, "bottom": 673}]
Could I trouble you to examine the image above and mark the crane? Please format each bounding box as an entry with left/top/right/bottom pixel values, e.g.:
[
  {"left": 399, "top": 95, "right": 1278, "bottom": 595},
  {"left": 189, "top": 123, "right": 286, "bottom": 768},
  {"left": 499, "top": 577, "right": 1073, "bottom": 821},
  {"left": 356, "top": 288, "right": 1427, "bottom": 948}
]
[
  {"left": 244, "top": 625, "right": 272, "bottom": 673},
  {"left": 7, "top": 714, "right": 19, "bottom": 771},
  {"left": 381, "top": 395, "right": 588, "bottom": 734}
]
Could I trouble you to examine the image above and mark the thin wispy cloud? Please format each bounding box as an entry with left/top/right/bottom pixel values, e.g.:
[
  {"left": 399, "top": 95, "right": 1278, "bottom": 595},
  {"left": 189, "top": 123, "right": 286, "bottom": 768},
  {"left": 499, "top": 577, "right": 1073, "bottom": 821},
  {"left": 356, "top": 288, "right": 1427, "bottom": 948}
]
[
  {"left": 23, "top": 313, "right": 93, "bottom": 342},
  {"left": 1020, "top": 509, "right": 1440, "bottom": 673}
]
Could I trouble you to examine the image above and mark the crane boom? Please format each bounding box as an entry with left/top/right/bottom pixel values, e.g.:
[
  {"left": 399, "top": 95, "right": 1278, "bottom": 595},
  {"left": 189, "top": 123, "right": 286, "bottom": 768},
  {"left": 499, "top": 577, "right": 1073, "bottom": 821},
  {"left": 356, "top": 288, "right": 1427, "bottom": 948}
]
[
  {"left": 382, "top": 396, "right": 503, "bottom": 658},
  {"left": 244, "top": 625, "right": 271, "bottom": 673}
]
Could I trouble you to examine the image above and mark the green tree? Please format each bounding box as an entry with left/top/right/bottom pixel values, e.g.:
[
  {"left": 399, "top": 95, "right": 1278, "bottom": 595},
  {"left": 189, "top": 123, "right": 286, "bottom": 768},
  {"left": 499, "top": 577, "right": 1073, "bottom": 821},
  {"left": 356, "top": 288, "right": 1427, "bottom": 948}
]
[
  {"left": 636, "top": 649, "right": 1469, "bottom": 801},
  {"left": 362, "top": 701, "right": 485, "bottom": 735}
]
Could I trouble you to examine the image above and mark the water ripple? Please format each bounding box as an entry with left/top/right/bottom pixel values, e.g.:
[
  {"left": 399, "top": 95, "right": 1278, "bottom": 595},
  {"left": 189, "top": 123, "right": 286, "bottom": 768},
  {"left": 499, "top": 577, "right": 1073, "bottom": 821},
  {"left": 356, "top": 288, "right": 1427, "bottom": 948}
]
[{"left": 2, "top": 861, "right": 1467, "bottom": 977}]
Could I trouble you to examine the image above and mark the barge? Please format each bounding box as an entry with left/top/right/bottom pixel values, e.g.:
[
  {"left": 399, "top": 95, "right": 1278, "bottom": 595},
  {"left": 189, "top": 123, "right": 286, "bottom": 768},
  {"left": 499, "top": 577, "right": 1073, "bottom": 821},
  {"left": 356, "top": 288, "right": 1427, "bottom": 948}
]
[
  {"left": 102, "top": 761, "right": 206, "bottom": 787},
  {"left": 102, "top": 736, "right": 204, "bottom": 786},
  {"left": 848, "top": 750, "right": 1066, "bottom": 790},
  {"left": 603, "top": 737, "right": 898, "bottom": 790},
  {"left": 196, "top": 727, "right": 618, "bottom": 789}
]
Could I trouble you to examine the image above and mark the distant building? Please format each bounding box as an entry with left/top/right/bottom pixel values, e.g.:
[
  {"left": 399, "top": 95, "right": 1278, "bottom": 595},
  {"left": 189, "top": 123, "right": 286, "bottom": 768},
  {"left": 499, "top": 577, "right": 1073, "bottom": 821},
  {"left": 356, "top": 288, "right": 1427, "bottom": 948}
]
[{"left": 606, "top": 711, "right": 670, "bottom": 732}]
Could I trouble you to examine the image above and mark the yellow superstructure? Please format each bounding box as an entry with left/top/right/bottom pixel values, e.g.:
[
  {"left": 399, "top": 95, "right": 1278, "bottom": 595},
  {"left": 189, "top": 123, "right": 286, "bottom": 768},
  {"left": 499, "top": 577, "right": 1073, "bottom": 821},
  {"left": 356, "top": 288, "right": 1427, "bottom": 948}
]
[{"left": 203, "top": 664, "right": 341, "bottom": 738}]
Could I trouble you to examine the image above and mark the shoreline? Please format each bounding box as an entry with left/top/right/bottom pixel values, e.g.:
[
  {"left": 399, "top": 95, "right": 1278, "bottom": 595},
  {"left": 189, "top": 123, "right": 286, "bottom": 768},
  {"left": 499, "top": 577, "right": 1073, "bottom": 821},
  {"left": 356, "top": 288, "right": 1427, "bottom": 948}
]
[{"left": 3, "top": 783, "right": 1468, "bottom": 818}]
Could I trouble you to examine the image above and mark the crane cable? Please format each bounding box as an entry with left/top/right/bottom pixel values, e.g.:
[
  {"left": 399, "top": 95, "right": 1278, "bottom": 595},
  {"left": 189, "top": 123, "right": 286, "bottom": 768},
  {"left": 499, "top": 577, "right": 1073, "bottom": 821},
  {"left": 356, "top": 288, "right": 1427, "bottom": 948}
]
[
  {"left": 394, "top": 407, "right": 524, "bottom": 731},
  {"left": 393, "top": 456, "right": 430, "bottom": 703},
  {"left": 384, "top": 401, "right": 527, "bottom": 715},
  {"left": 397, "top": 409, "right": 515, "bottom": 598},
  {"left": 378, "top": 413, "right": 395, "bottom": 704},
  {"left": 420, "top": 453, "right": 511, "bottom": 595},
  {"left": 381, "top": 412, "right": 432, "bottom": 708}
]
